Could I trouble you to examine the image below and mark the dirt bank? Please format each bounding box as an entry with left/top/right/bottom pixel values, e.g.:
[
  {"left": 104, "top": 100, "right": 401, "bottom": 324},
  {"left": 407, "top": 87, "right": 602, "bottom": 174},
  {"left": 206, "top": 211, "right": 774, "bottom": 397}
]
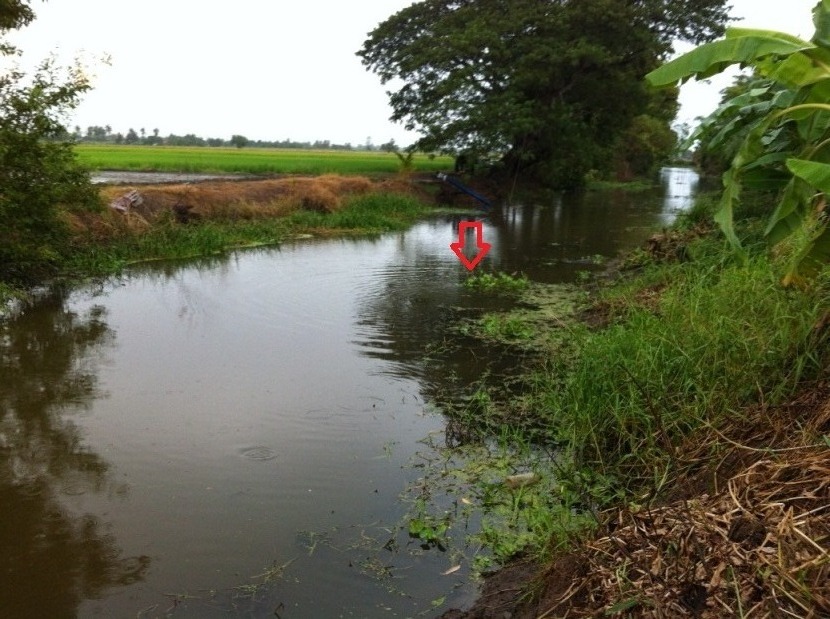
[
  {"left": 441, "top": 382, "right": 830, "bottom": 618},
  {"left": 63, "top": 174, "right": 442, "bottom": 242}
]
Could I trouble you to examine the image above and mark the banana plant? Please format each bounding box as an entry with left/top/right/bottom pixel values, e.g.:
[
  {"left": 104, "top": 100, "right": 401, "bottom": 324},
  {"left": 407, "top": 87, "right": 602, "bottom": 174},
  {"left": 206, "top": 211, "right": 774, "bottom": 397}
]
[{"left": 646, "top": 0, "right": 830, "bottom": 283}]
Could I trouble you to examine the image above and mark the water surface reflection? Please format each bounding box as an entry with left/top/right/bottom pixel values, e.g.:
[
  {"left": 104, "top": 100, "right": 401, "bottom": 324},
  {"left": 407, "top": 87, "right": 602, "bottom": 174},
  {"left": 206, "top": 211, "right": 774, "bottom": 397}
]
[
  {"left": 0, "top": 288, "right": 149, "bottom": 617},
  {"left": 1, "top": 168, "right": 697, "bottom": 617}
]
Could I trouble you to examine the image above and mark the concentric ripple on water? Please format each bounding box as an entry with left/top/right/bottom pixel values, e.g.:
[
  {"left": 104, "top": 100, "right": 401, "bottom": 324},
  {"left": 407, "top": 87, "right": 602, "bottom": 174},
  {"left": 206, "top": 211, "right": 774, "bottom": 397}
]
[{"left": 238, "top": 445, "right": 277, "bottom": 461}]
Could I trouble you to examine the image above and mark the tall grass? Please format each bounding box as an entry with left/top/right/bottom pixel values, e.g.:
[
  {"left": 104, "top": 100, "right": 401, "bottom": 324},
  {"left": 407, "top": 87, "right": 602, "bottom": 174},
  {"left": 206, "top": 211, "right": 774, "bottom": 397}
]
[
  {"left": 75, "top": 145, "right": 453, "bottom": 175},
  {"left": 542, "top": 255, "right": 827, "bottom": 490},
  {"left": 281, "top": 193, "right": 426, "bottom": 230}
]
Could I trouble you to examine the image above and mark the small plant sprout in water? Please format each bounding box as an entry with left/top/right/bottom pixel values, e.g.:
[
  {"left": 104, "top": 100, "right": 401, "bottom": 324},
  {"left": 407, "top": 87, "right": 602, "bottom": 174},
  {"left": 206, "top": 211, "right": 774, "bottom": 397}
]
[
  {"left": 480, "top": 313, "right": 533, "bottom": 341},
  {"left": 376, "top": 440, "right": 397, "bottom": 460}
]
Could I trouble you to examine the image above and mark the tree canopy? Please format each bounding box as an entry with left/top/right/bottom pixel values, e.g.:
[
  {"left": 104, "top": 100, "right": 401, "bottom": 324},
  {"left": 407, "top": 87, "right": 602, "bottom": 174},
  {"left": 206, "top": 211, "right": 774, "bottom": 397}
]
[
  {"left": 0, "top": 0, "right": 34, "bottom": 52},
  {"left": 358, "top": 0, "right": 730, "bottom": 188},
  {"left": 1, "top": 0, "right": 99, "bottom": 283}
]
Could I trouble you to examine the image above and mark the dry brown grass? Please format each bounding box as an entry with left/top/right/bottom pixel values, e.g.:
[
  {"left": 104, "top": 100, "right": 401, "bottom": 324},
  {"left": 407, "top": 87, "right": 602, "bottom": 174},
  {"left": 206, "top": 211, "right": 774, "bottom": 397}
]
[
  {"left": 75, "top": 175, "right": 392, "bottom": 237},
  {"left": 548, "top": 454, "right": 830, "bottom": 617},
  {"left": 279, "top": 178, "right": 340, "bottom": 213},
  {"left": 533, "top": 389, "right": 830, "bottom": 619},
  {"left": 65, "top": 208, "right": 152, "bottom": 240}
]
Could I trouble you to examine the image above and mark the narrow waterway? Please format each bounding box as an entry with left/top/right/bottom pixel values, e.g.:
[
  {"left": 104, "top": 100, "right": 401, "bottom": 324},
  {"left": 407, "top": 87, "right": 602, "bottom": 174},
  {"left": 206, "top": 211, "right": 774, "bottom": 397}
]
[{"left": 0, "top": 169, "right": 697, "bottom": 618}]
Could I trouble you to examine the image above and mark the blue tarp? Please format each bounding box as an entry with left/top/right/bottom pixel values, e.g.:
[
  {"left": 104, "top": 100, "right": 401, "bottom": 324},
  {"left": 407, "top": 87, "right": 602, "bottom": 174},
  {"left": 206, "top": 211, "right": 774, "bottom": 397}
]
[{"left": 437, "top": 173, "right": 492, "bottom": 210}]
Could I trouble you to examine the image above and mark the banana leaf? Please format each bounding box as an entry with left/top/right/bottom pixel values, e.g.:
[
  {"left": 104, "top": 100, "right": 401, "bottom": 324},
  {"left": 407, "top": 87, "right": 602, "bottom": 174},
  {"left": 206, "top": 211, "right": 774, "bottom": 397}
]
[
  {"left": 786, "top": 157, "right": 830, "bottom": 191},
  {"left": 765, "top": 176, "right": 813, "bottom": 246},
  {"left": 646, "top": 30, "right": 814, "bottom": 87}
]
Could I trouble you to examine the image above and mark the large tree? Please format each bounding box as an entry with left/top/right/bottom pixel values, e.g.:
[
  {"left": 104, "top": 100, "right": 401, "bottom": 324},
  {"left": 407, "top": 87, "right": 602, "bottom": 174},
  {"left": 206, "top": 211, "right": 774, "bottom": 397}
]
[{"left": 358, "top": 0, "right": 730, "bottom": 188}]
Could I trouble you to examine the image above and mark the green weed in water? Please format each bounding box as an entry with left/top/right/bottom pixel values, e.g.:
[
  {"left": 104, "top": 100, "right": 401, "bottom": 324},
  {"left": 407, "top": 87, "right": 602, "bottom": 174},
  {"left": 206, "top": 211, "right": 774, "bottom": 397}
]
[
  {"left": 407, "top": 498, "right": 451, "bottom": 550},
  {"left": 397, "top": 431, "right": 597, "bottom": 575},
  {"left": 464, "top": 271, "right": 529, "bottom": 295},
  {"left": 480, "top": 313, "right": 533, "bottom": 341}
]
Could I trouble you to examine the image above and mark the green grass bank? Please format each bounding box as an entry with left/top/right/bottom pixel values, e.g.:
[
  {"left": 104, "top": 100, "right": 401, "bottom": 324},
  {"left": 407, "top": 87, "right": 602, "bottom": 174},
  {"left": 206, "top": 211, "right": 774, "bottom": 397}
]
[
  {"left": 434, "top": 205, "right": 830, "bottom": 617},
  {"left": 64, "top": 191, "right": 432, "bottom": 278},
  {"left": 0, "top": 175, "right": 441, "bottom": 305}
]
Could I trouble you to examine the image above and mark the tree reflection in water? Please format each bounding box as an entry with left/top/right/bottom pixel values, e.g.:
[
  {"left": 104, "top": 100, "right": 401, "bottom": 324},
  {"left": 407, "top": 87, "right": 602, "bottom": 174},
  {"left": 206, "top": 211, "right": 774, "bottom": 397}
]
[{"left": 0, "top": 287, "right": 149, "bottom": 617}]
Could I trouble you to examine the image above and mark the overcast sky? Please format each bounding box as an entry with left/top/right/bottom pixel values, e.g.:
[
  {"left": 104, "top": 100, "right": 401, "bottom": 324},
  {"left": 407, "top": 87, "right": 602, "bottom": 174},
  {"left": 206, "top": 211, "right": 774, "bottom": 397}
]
[
  {"left": 677, "top": 0, "right": 817, "bottom": 128},
  {"left": 3, "top": 0, "right": 820, "bottom": 146}
]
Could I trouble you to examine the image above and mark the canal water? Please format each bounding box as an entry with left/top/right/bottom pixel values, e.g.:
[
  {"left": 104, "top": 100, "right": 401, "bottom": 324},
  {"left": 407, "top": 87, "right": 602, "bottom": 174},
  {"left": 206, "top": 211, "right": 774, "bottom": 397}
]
[{"left": 0, "top": 169, "right": 697, "bottom": 618}]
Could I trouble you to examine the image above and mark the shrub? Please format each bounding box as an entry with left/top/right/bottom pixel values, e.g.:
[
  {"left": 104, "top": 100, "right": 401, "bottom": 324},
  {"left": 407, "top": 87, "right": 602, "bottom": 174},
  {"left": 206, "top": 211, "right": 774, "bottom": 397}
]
[{"left": 0, "top": 56, "right": 99, "bottom": 283}]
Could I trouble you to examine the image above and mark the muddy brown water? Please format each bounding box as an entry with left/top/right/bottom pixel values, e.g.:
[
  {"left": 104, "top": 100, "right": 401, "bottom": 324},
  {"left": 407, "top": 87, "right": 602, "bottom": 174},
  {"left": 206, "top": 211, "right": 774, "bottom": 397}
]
[{"left": 0, "top": 168, "right": 697, "bottom": 618}]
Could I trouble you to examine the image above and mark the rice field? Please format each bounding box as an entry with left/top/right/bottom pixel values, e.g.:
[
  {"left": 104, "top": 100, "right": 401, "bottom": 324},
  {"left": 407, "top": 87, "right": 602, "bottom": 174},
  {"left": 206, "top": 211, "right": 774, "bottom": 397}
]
[{"left": 74, "top": 144, "right": 454, "bottom": 175}]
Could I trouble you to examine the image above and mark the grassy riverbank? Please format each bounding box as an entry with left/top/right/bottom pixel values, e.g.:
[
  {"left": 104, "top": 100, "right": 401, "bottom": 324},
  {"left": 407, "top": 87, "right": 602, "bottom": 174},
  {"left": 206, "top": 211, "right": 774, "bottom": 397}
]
[
  {"left": 72, "top": 178, "right": 438, "bottom": 276},
  {"left": 437, "top": 208, "right": 830, "bottom": 617},
  {"left": 0, "top": 175, "right": 439, "bottom": 301}
]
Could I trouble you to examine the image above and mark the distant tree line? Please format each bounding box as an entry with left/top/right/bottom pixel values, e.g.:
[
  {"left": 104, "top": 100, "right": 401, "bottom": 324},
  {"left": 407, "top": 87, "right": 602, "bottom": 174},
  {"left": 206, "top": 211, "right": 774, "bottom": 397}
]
[{"left": 65, "top": 126, "right": 401, "bottom": 152}]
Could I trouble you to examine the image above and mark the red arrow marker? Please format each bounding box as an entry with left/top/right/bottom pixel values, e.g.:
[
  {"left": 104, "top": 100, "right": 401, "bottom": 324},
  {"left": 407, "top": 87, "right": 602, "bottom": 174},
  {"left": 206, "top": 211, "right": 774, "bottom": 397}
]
[{"left": 450, "top": 221, "right": 491, "bottom": 271}]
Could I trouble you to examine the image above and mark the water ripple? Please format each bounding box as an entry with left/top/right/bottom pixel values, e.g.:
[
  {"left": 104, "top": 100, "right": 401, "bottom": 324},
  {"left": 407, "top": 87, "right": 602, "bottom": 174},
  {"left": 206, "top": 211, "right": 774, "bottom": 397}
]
[{"left": 238, "top": 446, "right": 277, "bottom": 462}]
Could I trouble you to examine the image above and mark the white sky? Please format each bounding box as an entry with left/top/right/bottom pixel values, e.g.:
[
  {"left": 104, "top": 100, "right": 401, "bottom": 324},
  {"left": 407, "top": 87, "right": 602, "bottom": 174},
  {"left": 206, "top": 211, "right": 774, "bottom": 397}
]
[
  {"left": 3, "top": 0, "right": 821, "bottom": 146},
  {"left": 676, "top": 0, "right": 817, "bottom": 127}
]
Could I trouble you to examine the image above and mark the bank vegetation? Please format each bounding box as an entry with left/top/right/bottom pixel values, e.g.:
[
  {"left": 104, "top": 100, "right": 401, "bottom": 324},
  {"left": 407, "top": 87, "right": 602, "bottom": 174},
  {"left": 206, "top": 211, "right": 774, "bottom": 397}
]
[
  {"left": 0, "top": 174, "right": 442, "bottom": 294},
  {"left": 435, "top": 192, "right": 829, "bottom": 618}
]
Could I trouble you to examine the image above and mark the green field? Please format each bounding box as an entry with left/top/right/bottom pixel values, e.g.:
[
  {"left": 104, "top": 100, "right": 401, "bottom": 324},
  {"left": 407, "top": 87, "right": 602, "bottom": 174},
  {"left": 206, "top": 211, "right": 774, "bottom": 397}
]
[{"left": 74, "top": 144, "right": 454, "bottom": 175}]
